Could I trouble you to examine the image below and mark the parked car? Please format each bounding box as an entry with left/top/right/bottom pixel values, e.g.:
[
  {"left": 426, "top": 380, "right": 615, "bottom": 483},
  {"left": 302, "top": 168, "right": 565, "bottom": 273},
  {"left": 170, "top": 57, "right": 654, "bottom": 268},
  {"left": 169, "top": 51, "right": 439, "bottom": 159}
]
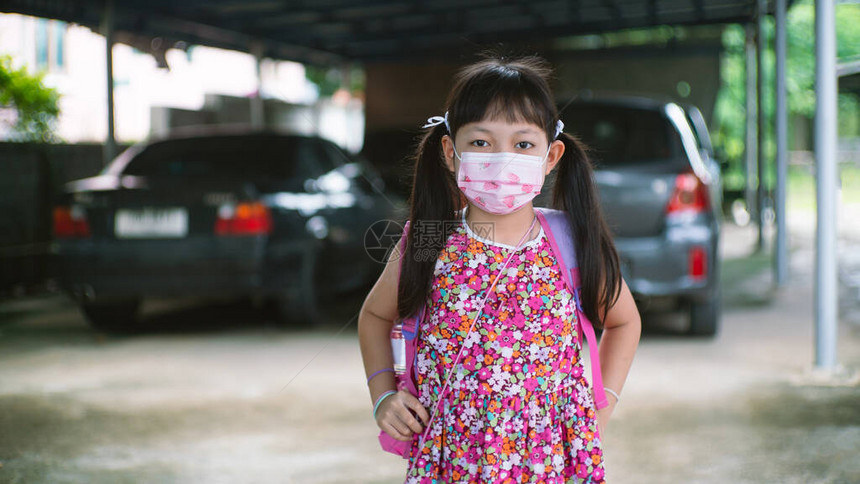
[
  {"left": 50, "top": 128, "right": 399, "bottom": 332},
  {"left": 558, "top": 96, "right": 723, "bottom": 335}
]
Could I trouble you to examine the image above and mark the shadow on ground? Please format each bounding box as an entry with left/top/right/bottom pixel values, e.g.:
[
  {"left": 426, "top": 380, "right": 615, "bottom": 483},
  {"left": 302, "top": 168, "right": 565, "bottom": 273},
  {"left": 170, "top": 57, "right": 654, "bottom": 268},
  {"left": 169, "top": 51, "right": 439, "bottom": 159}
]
[{"left": 0, "top": 284, "right": 372, "bottom": 341}]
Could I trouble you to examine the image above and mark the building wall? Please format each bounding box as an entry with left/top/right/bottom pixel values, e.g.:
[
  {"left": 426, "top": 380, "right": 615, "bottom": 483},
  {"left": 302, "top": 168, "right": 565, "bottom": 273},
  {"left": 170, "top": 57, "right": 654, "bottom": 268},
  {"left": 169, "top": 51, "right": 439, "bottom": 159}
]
[
  {"left": 364, "top": 61, "right": 459, "bottom": 131},
  {"left": 362, "top": 46, "right": 722, "bottom": 196},
  {"left": 553, "top": 47, "right": 721, "bottom": 123},
  {"left": 364, "top": 45, "right": 722, "bottom": 134},
  {"left": 0, "top": 13, "right": 322, "bottom": 144}
]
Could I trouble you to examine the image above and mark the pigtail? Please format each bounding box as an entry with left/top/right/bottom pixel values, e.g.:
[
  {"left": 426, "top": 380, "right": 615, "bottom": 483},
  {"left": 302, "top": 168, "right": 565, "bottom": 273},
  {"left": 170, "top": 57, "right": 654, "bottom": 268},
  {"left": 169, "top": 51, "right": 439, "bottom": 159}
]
[
  {"left": 552, "top": 133, "right": 622, "bottom": 329},
  {"left": 398, "top": 123, "right": 461, "bottom": 319},
  {"left": 397, "top": 55, "right": 613, "bottom": 322}
]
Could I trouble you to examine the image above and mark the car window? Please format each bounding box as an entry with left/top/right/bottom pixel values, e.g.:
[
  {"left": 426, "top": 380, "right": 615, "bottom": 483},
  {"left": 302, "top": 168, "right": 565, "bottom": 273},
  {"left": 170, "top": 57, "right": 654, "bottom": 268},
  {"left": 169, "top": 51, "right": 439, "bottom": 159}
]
[
  {"left": 122, "top": 136, "right": 332, "bottom": 180},
  {"left": 561, "top": 105, "right": 686, "bottom": 169}
]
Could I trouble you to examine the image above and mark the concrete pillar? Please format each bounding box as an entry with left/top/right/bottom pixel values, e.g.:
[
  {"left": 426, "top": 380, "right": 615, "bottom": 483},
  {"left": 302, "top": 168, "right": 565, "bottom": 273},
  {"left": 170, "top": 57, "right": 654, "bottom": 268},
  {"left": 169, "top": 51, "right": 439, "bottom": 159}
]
[
  {"left": 814, "top": 0, "right": 838, "bottom": 371},
  {"left": 775, "top": 0, "right": 789, "bottom": 286},
  {"left": 756, "top": 0, "right": 767, "bottom": 253},
  {"left": 251, "top": 42, "right": 265, "bottom": 129},
  {"left": 744, "top": 24, "right": 758, "bottom": 230},
  {"left": 102, "top": 0, "right": 116, "bottom": 165}
]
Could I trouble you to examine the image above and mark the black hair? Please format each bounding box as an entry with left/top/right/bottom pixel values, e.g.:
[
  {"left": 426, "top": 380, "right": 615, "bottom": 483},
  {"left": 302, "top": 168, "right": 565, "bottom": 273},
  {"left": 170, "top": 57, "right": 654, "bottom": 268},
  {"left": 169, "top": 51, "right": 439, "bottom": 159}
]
[{"left": 398, "top": 55, "right": 621, "bottom": 328}]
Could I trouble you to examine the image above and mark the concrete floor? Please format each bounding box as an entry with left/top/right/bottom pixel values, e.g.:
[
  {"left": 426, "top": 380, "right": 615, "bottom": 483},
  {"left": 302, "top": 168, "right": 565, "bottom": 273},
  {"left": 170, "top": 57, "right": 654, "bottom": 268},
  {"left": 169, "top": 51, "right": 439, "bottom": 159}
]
[{"left": 0, "top": 210, "right": 859, "bottom": 484}]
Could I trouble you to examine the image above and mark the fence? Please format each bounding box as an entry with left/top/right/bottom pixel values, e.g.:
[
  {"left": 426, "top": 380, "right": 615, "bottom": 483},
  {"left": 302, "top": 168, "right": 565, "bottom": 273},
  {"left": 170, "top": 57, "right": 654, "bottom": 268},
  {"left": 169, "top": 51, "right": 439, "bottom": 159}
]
[{"left": 0, "top": 142, "right": 128, "bottom": 295}]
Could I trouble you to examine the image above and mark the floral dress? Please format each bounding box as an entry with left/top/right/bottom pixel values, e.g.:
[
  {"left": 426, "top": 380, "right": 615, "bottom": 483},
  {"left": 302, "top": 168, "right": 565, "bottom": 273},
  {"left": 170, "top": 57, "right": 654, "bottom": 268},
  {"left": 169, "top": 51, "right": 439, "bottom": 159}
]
[{"left": 406, "top": 219, "right": 605, "bottom": 483}]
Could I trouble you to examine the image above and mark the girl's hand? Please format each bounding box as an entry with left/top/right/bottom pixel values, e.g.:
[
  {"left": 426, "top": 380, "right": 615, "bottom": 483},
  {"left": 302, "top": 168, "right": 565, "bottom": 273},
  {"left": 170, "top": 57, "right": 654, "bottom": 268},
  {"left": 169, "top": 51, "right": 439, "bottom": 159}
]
[{"left": 376, "top": 391, "right": 430, "bottom": 442}]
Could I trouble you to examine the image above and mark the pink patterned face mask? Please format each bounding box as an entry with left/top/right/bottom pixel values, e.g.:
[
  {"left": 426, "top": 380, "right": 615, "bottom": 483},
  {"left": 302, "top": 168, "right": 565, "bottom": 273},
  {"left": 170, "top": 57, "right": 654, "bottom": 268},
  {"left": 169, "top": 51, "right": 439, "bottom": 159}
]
[{"left": 455, "top": 148, "right": 548, "bottom": 215}]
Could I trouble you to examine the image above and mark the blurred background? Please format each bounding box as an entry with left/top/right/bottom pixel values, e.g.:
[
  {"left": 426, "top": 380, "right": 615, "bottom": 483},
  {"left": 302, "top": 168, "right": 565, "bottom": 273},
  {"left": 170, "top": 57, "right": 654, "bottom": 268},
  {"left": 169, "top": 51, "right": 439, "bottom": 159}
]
[{"left": 1, "top": 1, "right": 859, "bottom": 483}]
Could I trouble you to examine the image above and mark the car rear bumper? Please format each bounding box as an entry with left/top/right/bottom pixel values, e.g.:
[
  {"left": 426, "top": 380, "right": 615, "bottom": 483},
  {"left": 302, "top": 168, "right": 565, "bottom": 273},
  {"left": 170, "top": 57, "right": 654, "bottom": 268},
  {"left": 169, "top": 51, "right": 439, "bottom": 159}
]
[
  {"left": 615, "top": 224, "right": 718, "bottom": 299},
  {"left": 50, "top": 236, "right": 311, "bottom": 301}
]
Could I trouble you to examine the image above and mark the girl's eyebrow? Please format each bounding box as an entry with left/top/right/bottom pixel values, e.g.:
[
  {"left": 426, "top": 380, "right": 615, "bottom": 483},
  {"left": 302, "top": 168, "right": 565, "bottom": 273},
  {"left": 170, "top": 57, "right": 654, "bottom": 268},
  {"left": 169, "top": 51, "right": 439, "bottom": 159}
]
[{"left": 466, "top": 127, "right": 542, "bottom": 135}]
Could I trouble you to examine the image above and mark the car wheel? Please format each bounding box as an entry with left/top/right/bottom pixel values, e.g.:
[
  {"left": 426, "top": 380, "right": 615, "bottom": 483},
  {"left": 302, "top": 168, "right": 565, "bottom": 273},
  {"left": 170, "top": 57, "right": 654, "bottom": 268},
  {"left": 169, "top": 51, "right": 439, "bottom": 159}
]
[
  {"left": 689, "top": 290, "right": 720, "bottom": 337},
  {"left": 271, "top": 254, "right": 324, "bottom": 327},
  {"left": 81, "top": 298, "right": 141, "bottom": 333}
]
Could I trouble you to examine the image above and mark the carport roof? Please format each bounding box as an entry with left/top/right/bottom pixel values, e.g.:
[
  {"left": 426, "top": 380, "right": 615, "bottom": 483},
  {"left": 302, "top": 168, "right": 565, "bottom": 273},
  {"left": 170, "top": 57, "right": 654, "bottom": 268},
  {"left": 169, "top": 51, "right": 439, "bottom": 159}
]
[{"left": 2, "top": 0, "right": 784, "bottom": 65}]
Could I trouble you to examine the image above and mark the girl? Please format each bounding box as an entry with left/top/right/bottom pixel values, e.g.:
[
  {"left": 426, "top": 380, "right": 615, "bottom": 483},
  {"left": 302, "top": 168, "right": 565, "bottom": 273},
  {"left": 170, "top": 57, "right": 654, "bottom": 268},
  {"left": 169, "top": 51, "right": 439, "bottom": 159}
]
[{"left": 358, "top": 56, "right": 641, "bottom": 483}]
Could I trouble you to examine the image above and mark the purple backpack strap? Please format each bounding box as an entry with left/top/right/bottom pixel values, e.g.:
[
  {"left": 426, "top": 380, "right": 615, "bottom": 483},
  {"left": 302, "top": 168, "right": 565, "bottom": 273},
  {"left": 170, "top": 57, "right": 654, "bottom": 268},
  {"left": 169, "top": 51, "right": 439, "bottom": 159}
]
[{"left": 535, "top": 208, "right": 609, "bottom": 410}]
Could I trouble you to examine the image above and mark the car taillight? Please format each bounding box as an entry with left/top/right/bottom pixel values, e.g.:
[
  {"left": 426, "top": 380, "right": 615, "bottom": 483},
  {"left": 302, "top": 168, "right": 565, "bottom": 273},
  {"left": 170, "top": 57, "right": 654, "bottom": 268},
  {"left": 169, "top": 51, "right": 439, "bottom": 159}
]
[
  {"left": 215, "top": 201, "right": 272, "bottom": 236},
  {"left": 689, "top": 245, "right": 707, "bottom": 280},
  {"left": 666, "top": 173, "right": 709, "bottom": 214},
  {"left": 53, "top": 205, "right": 91, "bottom": 238}
]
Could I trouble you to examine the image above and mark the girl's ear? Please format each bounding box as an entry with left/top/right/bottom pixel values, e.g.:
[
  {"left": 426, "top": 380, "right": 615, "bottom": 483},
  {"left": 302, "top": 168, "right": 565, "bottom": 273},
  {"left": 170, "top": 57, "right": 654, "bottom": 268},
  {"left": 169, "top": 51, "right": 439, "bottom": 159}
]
[
  {"left": 545, "top": 139, "right": 565, "bottom": 175},
  {"left": 441, "top": 134, "right": 456, "bottom": 173}
]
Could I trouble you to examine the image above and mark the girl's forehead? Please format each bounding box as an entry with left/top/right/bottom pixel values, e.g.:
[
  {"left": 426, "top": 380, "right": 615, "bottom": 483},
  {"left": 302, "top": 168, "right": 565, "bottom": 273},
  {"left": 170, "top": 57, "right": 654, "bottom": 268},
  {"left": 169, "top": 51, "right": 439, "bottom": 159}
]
[{"left": 458, "top": 118, "right": 545, "bottom": 135}]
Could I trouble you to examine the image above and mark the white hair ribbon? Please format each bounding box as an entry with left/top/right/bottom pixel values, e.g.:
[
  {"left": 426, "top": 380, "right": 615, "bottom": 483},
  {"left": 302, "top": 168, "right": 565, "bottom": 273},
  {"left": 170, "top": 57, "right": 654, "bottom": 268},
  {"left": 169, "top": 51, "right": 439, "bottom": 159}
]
[
  {"left": 422, "top": 113, "right": 562, "bottom": 139},
  {"left": 422, "top": 111, "right": 451, "bottom": 133}
]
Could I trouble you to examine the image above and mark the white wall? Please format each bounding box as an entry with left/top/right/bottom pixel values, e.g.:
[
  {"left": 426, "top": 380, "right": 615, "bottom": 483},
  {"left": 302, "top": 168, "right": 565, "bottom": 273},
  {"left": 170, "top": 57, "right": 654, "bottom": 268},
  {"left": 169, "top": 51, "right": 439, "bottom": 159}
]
[{"left": 0, "top": 13, "right": 347, "bottom": 145}]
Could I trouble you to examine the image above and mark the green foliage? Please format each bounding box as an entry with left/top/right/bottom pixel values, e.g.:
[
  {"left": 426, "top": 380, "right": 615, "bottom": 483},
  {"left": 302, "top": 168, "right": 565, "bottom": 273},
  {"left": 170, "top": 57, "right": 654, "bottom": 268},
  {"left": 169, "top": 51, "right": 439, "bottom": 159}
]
[
  {"left": 712, "top": 0, "right": 860, "bottom": 191},
  {"left": 787, "top": 163, "right": 860, "bottom": 211},
  {"left": 786, "top": 1, "right": 860, "bottom": 119},
  {"left": 305, "top": 64, "right": 365, "bottom": 98},
  {"left": 0, "top": 55, "right": 60, "bottom": 142},
  {"left": 712, "top": 24, "right": 749, "bottom": 190}
]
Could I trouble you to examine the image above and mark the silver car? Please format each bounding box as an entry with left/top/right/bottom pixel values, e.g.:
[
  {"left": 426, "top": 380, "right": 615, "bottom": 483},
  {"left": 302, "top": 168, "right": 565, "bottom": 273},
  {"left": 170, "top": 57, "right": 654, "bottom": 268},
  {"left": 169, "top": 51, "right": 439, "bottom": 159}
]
[{"left": 559, "top": 96, "right": 722, "bottom": 336}]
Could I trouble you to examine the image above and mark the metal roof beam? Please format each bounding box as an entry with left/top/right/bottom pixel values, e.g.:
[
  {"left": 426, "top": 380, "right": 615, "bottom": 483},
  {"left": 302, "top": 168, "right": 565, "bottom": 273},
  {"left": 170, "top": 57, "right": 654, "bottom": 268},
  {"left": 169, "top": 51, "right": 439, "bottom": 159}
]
[
  {"left": 340, "top": 13, "right": 736, "bottom": 59},
  {"left": 692, "top": 0, "right": 707, "bottom": 22},
  {"left": 600, "top": 0, "right": 626, "bottom": 28},
  {"left": 1, "top": 0, "right": 793, "bottom": 62}
]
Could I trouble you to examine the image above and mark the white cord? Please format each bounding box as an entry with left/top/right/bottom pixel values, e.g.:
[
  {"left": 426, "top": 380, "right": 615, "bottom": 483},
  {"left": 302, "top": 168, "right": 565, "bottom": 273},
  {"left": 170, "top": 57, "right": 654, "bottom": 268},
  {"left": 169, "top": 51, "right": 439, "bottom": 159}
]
[
  {"left": 603, "top": 387, "right": 620, "bottom": 403},
  {"left": 408, "top": 214, "right": 537, "bottom": 475}
]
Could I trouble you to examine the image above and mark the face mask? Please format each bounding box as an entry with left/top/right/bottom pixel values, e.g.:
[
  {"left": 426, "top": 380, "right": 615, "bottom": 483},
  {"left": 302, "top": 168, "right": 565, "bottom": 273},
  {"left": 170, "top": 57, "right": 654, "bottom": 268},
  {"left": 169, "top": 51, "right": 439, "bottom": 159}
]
[{"left": 455, "top": 147, "right": 548, "bottom": 215}]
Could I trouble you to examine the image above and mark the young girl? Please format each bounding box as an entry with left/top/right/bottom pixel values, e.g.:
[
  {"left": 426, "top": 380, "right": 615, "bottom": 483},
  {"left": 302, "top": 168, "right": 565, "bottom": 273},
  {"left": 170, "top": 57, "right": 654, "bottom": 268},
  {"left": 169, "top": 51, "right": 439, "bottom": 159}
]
[{"left": 358, "top": 56, "right": 641, "bottom": 483}]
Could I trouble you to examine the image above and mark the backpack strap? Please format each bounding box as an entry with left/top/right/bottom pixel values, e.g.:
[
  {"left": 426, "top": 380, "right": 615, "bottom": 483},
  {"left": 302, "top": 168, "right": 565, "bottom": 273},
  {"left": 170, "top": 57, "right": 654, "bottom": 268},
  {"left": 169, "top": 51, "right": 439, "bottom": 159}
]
[
  {"left": 395, "top": 222, "right": 421, "bottom": 396},
  {"left": 397, "top": 212, "right": 608, "bottom": 410},
  {"left": 534, "top": 208, "right": 609, "bottom": 410},
  {"left": 378, "top": 222, "right": 421, "bottom": 459}
]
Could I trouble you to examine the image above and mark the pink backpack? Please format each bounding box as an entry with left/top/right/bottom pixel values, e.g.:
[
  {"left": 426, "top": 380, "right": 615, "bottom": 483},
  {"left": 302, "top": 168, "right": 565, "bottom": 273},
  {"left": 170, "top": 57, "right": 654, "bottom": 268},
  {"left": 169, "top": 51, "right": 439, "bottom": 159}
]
[{"left": 378, "top": 207, "right": 608, "bottom": 458}]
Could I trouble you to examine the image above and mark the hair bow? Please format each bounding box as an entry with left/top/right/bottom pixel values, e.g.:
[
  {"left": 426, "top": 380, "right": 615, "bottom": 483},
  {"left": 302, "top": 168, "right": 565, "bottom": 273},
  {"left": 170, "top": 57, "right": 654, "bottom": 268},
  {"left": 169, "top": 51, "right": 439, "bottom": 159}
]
[
  {"left": 422, "top": 112, "right": 563, "bottom": 139},
  {"left": 422, "top": 111, "right": 451, "bottom": 134}
]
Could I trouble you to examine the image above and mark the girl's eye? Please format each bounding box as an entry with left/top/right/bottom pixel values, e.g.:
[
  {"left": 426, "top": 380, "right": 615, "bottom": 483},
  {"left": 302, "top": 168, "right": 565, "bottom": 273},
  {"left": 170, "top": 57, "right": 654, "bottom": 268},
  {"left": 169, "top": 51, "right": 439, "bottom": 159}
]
[
  {"left": 516, "top": 141, "right": 535, "bottom": 149},
  {"left": 471, "top": 140, "right": 489, "bottom": 148}
]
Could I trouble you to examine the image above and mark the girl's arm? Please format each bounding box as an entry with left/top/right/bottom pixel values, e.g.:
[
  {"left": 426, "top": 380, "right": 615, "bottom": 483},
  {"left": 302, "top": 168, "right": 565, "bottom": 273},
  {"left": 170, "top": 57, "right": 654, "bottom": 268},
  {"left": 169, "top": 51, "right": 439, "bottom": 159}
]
[
  {"left": 596, "top": 277, "right": 641, "bottom": 434},
  {"left": 357, "top": 248, "right": 429, "bottom": 442}
]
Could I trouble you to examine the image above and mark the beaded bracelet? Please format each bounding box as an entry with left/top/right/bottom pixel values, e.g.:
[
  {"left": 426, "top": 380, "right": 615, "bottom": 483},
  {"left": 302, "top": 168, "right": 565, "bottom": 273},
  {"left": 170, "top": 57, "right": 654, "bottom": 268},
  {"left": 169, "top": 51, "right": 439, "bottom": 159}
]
[
  {"left": 372, "top": 390, "right": 397, "bottom": 420},
  {"left": 366, "top": 367, "right": 394, "bottom": 385},
  {"left": 604, "top": 387, "right": 621, "bottom": 403}
]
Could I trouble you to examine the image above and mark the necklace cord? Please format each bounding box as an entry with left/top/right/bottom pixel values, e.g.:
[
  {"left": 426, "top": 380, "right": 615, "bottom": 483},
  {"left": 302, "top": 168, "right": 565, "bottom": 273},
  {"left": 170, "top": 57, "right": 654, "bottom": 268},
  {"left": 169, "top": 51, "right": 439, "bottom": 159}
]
[{"left": 408, "top": 213, "right": 537, "bottom": 469}]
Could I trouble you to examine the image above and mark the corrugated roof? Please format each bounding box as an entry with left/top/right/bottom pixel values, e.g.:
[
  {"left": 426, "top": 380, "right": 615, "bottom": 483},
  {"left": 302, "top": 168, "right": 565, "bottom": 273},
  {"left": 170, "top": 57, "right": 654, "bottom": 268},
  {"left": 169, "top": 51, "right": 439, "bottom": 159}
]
[{"left": 2, "top": 0, "right": 783, "bottom": 65}]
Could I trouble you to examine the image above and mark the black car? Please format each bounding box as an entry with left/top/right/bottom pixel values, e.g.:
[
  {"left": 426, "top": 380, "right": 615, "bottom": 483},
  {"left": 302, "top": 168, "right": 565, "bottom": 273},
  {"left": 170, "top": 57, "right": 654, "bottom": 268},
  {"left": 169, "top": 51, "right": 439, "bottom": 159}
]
[
  {"left": 559, "top": 96, "right": 723, "bottom": 335},
  {"left": 50, "top": 129, "right": 399, "bottom": 332}
]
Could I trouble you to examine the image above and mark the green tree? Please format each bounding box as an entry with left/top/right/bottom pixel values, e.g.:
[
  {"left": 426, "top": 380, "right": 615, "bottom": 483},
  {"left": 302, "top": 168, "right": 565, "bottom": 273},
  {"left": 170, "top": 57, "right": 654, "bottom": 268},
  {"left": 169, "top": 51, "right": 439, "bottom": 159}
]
[
  {"left": 712, "top": 0, "right": 860, "bottom": 191},
  {"left": 305, "top": 64, "right": 364, "bottom": 98},
  {"left": 0, "top": 55, "right": 60, "bottom": 142}
]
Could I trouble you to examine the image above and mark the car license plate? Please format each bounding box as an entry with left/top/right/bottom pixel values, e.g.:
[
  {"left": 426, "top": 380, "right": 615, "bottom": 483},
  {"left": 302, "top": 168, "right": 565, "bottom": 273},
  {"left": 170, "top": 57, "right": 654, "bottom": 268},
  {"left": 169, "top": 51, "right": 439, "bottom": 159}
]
[{"left": 115, "top": 207, "right": 188, "bottom": 238}]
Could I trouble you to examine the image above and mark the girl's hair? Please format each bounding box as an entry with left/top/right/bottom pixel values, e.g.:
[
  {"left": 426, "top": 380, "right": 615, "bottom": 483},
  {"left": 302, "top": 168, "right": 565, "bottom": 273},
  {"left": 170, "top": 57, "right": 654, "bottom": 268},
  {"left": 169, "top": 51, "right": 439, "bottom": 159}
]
[{"left": 398, "top": 55, "right": 622, "bottom": 328}]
